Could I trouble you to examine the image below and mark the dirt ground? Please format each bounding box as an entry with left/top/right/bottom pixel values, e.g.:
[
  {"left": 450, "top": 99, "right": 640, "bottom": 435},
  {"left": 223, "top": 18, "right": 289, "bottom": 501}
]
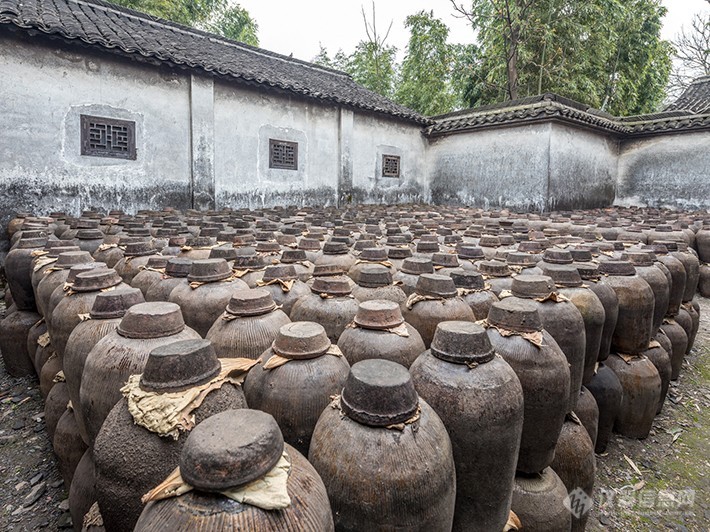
[{"left": 0, "top": 295, "right": 708, "bottom": 531}]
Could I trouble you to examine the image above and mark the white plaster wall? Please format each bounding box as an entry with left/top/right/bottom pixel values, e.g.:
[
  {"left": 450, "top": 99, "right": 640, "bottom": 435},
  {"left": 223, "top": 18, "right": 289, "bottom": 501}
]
[
  {"left": 426, "top": 123, "right": 551, "bottom": 211},
  {"left": 213, "top": 81, "right": 341, "bottom": 209},
  {"left": 350, "top": 113, "right": 429, "bottom": 204},
  {"left": 616, "top": 132, "right": 710, "bottom": 210}
]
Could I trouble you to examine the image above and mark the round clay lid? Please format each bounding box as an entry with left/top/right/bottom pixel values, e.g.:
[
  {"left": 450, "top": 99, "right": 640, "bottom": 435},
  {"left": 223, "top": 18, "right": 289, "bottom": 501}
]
[
  {"left": 187, "top": 259, "right": 232, "bottom": 283},
  {"left": 233, "top": 250, "right": 268, "bottom": 270},
  {"left": 575, "top": 263, "right": 600, "bottom": 280},
  {"left": 415, "top": 273, "right": 458, "bottom": 298},
  {"left": 449, "top": 269, "right": 485, "bottom": 290},
  {"left": 272, "top": 321, "right": 331, "bottom": 359},
  {"left": 340, "top": 359, "right": 419, "bottom": 427},
  {"left": 400, "top": 257, "right": 434, "bottom": 275},
  {"left": 431, "top": 321, "right": 495, "bottom": 365},
  {"left": 353, "top": 239, "right": 375, "bottom": 251},
  {"left": 76, "top": 228, "right": 104, "bottom": 240},
  {"left": 506, "top": 252, "right": 537, "bottom": 267},
  {"left": 311, "top": 276, "right": 352, "bottom": 296},
  {"left": 487, "top": 298, "right": 543, "bottom": 333},
  {"left": 542, "top": 248, "right": 573, "bottom": 264},
  {"left": 354, "top": 300, "right": 404, "bottom": 329},
  {"left": 140, "top": 339, "right": 222, "bottom": 393},
  {"left": 180, "top": 409, "right": 285, "bottom": 491},
  {"left": 457, "top": 245, "right": 485, "bottom": 260},
  {"left": 323, "top": 241, "right": 349, "bottom": 255},
  {"left": 256, "top": 241, "right": 280, "bottom": 253},
  {"left": 280, "top": 249, "right": 308, "bottom": 263},
  {"left": 298, "top": 238, "right": 322, "bottom": 251},
  {"left": 117, "top": 302, "right": 186, "bottom": 339},
  {"left": 432, "top": 253, "right": 459, "bottom": 268},
  {"left": 654, "top": 239, "right": 679, "bottom": 252},
  {"left": 540, "top": 264, "right": 583, "bottom": 287},
  {"left": 478, "top": 260, "right": 511, "bottom": 277},
  {"left": 312, "top": 263, "right": 346, "bottom": 277},
  {"left": 517, "top": 241, "right": 542, "bottom": 253},
  {"left": 15, "top": 237, "right": 48, "bottom": 249},
  {"left": 262, "top": 264, "right": 298, "bottom": 282},
  {"left": 90, "top": 286, "right": 145, "bottom": 319},
  {"left": 569, "top": 248, "right": 593, "bottom": 262},
  {"left": 124, "top": 241, "right": 156, "bottom": 257},
  {"left": 621, "top": 251, "right": 654, "bottom": 267},
  {"left": 72, "top": 268, "right": 123, "bottom": 292},
  {"left": 145, "top": 256, "right": 169, "bottom": 269},
  {"left": 416, "top": 241, "right": 440, "bottom": 253},
  {"left": 225, "top": 289, "right": 277, "bottom": 317},
  {"left": 209, "top": 246, "right": 238, "bottom": 261},
  {"left": 357, "top": 265, "right": 393, "bottom": 288},
  {"left": 56, "top": 251, "right": 94, "bottom": 269},
  {"left": 66, "top": 262, "right": 106, "bottom": 283},
  {"left": 45, "top": 245, "right": 81, "bottom": 258},
  {"left": 387, "top": 246, "right": 412, "bottom": 260},
  {"left": 511, "top": 275, "right": 556, "bottom": 298},
  {"left": 165, "top": 257, "right": 192, "bottom": 278},
  {"left": 360, "top": 247, "right": 388, "bottom": 262},
  {"left": 598, "top": 260, "right": 635, "bottom": 276},
  {"left": 479, "top": 235, "right": 501, "bottom": 247}
]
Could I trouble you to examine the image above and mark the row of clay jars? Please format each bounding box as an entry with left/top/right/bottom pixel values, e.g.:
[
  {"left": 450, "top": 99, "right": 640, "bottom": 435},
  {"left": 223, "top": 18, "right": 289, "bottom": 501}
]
[
  {"left": 4, "top": 236, "right": 49, "bottom": 310},
  {"left": 30, "top": 243, "right": 80, "bottom": 298}
]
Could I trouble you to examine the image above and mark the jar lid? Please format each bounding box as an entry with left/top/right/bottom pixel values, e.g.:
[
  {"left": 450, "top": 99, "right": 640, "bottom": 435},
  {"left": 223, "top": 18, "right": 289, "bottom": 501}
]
[
  {"left": 180, "top": 409, "right": 285, "bottom": 491},
  {"left": 256, "top": 241, "right": 281, "bottom": 253},
  {"left": 165, "top": 257, "right": 192, "bottom": 278},
  {"left": 387, "top": 246, "right": 412, "bottom": 260},
  {"left": 311, "top": 276, "right": 352, "bottom": 296},
  {"left": 357, "top": 265, "right": 392, "bottom": 288},
  {"left": 124, "top": 241, "right": 156, "bottom": 257},
  {"left": 487, "top": 298, "right": 542, "bottom": 333},
  {"left": 598, "top": 260, "right": 635, "bottom": 276},
  {"left": 354, "top": 300, "right": 404, "bottom": 329},
  {"left": 449, "top": 269, "right": 485, "bottom": 290},
  {"left": 569, "top": 248, "right": 593, "bottom": 262},
  {"left": 353, "top": 239, "right": 376, "bottom": 252},
  {"left": 575, "top": 263, "right": 600, "bottom": 280},
  {"left": 262, "top": 264, "right": 298, "bottom": 282},
  {"left": 457, "top": 245, "right": 485, "bottom": 260},
  {"left": 506, "top": 252, "right": 537, "bottom": 267},
  {"left": 517, "top": 241, "right": 542, "bottom": 253},
  {"left": 539, "top": 264, "right": 583, "bottom": 288},
  {"left": 280, "top": 249, "right": 308, "bottom": 263},
  {"left": 654, "top": 240, "right": 679, "bottom": 252},
  {"left": 90, "top": 286, "right": 145, "bottom": 319},
  {"left": 360, "top": 247, "right": 388, "bottom": 262},
  {"left": 400, "top": 257, "right": 434, "bottom": 275},
  {"left": 621, "top": 251, "right": 654, "bottom": 267},
  {"left": 209, "top": 246, "right": 238, "bottom": 261},
  {"left": 478, "top": 260, "right": 511, "bottom": 278},
  {"left": 416, "top": 241, "right": 439, "bottom": 253},
  {"left": 511, "top": 275, "right": 556, "bottom": 298},
  {"left": 145, "top": 256, "right": 169, "bottom": 269},
  {"left": 298, "top": 238, "right": 322, "bottom": 251},
  {"left": 15, "top": 237, "right": 48, "bottom": 249},
  {"left": 431, "top": 321, "right": 495, "bottom": 365},
  {"left": 66, "top": 262, "right": 106, "bottom": 283},
  {"left": 117, "top": 302, "right": 186, "bottom": 339},
  {"left": 187, "top": 259, "right": 232, "bottom": 283},
  {"left": 272, "top": 321, "right": 331, "bottom": 359},
  {"left": 415, "top": 273, "right": 458, "bottom": 298},
  {"left": 479, "top": 235, "right": 500, "bottom": 247},
  {"left": 76, "top": 228, "right": 104, "bottom": 240},
  {"left": 72, "top": 268, "right": 123, "bottom": 292},
  {"left": 312, "top": 263, "right": 346, "bottom": 277},
  {"left": 323, "top": 241, "right": 349, "bottom": 255},
  {"left": 542, "top": 248, "right": 573, "bottom": 264},
  {"left": 140, "top": 339, "right": 222, "bottom": 393},
  {"left": 233, "top": 250, "right": 268, "bottom": 269},
  {"left": 432, "top": 253, "right": 458, "bottom": 268},
  {"left": 340, "top": 359, "right": 419, "bottom": 427},
  {"left": 225, "top": 289, "right": 277, "bottom": 317}
]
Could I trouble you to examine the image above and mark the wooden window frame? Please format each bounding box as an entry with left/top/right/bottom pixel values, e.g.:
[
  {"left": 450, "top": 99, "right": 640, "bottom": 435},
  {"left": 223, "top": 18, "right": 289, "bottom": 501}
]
[
  {"left": 80, "top": 114, "right": 136, "bottom": 160},
  {"left": 382, "top": 154, "right": 401, "bottom": 178},
  {"left": 269, "top": 139, "right": 298, "bottom": 170}
]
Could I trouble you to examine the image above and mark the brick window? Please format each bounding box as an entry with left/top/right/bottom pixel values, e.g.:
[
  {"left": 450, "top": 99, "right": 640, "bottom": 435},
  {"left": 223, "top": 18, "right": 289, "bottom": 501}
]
[
  {"left": 382, "top": 155, "right": 401, "bottom": 177},
  {"left": 81, "top": 115, "right": 136, "bottom": 160},
  {"left": 269, "top": 139, "right": 298, "bottom": 170}
]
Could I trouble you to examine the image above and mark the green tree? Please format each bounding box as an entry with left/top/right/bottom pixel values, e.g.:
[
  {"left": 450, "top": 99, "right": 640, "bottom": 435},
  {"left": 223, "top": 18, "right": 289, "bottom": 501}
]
[
  {"left": 667, "top": 12, "right": 710, "bottom": 102},
  {"left": 205, "top": 3, "right": 259, "bottom": 46},
  {"left": 396, "top": 11, "right": 458, "bottom": 115}
]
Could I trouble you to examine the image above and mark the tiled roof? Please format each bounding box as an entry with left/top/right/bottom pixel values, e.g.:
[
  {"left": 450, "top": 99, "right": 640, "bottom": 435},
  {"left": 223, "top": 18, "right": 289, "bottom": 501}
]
[
  {"left": 0, "top": 0, "right": 428, "bottom": 124},
  {"left": 665, "top": 76, "right": 710, "bottom": 114}
]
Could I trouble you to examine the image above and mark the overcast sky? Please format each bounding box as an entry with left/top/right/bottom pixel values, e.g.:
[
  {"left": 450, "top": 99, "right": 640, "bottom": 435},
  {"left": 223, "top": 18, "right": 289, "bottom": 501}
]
[{"left": 238, "top": 0, "right": 709, "bottom": 62}]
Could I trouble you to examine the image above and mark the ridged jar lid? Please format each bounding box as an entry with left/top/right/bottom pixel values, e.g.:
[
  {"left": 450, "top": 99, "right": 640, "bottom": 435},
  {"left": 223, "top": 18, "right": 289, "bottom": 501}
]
[
  {"left": 507, "top": 252, "right": 537, "bottom": 267},
  {"left": 298, "top": 238, "right": 322, "bottom": 251},
  {"left": 340, "top": 359, "right": 419, "bottom": 427},
  {"left": 540, "top": 264, "right": 583, "bottom": 287},
  {"left": 323, "top": 241, "right": 349, "bottom": 254},
  {"left": 76, "top": 228, "right": 104, "bottom": 240},
  {"left": 358, "top": 265, "right": 393, "bottom": 288},
  {"left": 457, "top": 245, "right": 485, "bottom": 260},
  {"left": 311, "top": 276, "right": 352, "bottom": 296},
  {"left": 575, "top": 263, "right": 600, "bottom": 280},
  {"left": 353, "top": 239, "right": 375, "bottom": 251},
  {"left": 517, "top": 241, "right": 543, "bottom": 253},
  {"left": 511, "top": 275, "right": 556, "bottom": 298},
  {"left": 488, "top": 298, "right": 542, "bottom": 333},
  {"left": 569, "top": 248, "right": 593, "bottom": 262},
  {"left": 479, "top": 235, "right": 500, "bottom": 247},
  {"left": 272, "top": 321, "right": 331, "bottom": 359},
  {"left": 72, "top": 268, "right": 123, "bottom": 292},
  {"left": 478, "top": 260, "right": 511, "bottom": 277},
  {"left": 542, "top": 248, "right": 573, "bottom": 264},
  {"left": 180, "top": 409, "right": 285, "bottom": 491},
  {"left": 431, "top": 321, "right": 495, "bottom": 365},
  {"left": 262, "top": 264, "right": 298, "bottom": 282},
  {"left": 416, "top": 241, "right": 440, "bottom": 253},
  {"left": 15, "top": 237, "right": 48, "bottom": 249},
  {"left": 117, "top": 302, "right": 186, "bottom": 339},
  {"left": 400, "top": 257, "right": 434, "bottom": 275},
  {"left": 225, "top": 289, "right": 277, "bottom": 317},
  {"left": 165, "top": 258, "right": 192, "bottom": 278},
  {"left": 209, "top": 246, "right": 238, "bottom": 261},
  {"left": 144, "top": 256, "right": 168, "bottom": 269},
  {"left": 360, "top": 247, "right": 388, "bottom": 262},
  {"left": 449, "top": 269, "right": 485, "bottom": 290},
  {"left": 432, "top": 253, "right": 458, "bottom": 267},
  {"left": 124, "top": 241, "right": 155, "bottom": 257},
  {"left": 654, "top": 240, "right": 679, "bottom": 252},
  {"left": 387, "top": 246, "right": 413, "bottom": 260},
  {"left": 415, "top": 273, "right": 458, "bottom": 298},
  {"left": 280, "top": 249, "right": 308, "bottom": 263},
  {"left": 46, "top": 246, "right": 81, "bottom": 259},
  {"left": 598, "top": 260, "right": 635, "bottom": 276},
  {"left": 66, "top": 262, "right": 106, "bottom": 283},
  {"left": 90, "top": 286, "right": 145, "bottom": 319},
  {"left": 187, "top": 259, "right": 232, "bottom": 283},
  {"left": 354, "top": 300, "right": 404, "bottom": 329},
  {"left": 233, "top": 250, "right": 268, "bottom": 269},
  {"left": 140, "top": 339, "right": 222, "bottom": 393},
  {"left": 256, "top": 241, "right": 281, "bottom": 253},
  {"left": 621, "top": 251, "right": 655, "bottom": 267},
  {"left": 312, "top": 263, "right": 346, "bottom": 277}
]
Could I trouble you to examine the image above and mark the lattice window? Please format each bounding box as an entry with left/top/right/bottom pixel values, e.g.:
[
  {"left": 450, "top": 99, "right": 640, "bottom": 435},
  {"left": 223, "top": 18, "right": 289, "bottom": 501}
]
[
  {"left": 81, "top": 115, "right": 136, "bottom": 160},
  {"left": 269, "top": 139, "right": 298, "bottom": 170},
  {"left": 382, "top": 155, "right": 401, "bottom": 177}
]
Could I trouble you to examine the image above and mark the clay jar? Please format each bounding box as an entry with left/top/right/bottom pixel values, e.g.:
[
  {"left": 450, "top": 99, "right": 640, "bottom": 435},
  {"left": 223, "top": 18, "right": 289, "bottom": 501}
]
[
  {"left": 315, "top": 240, "right": 356, "bottom": 272},
  {"left": 676, "top": 305, "right": 694, "bottom": 354},
  {"left": 670, "top": 242, "right": 700, "bottom": 302},
  {"left": 642, "top": 342, "right": 672, "bottom": 414},
  {"left": 290, "top": 276, "right": 359, "bottom": 343},
  {"left": 575, "top": 386, "right": 600, "bottom": 449},
  {"left": 393, "top": 257, "right": 434, "bottom": 296},
  {"left": 69, "top": 449, "right": 96, "bottom": 532},
  {"left": 660, "top": 318, "right": 688, "bottom": 379},
  {"left": 387, "top": 245, "right": 413, "bottom": 270},
  {"left": 144, "top": 257, "right": 192, "bottom": 302},
  {"left": 697, "top": 224, "right": 710, "bottom": 263},
  {"left": 45, "top": 380, "right": 69, "bottom": 442},
  {"left": 80, "top": 302, "right": 201, "bottom": 446},
  {"left": 402, "top": 273, "right": 475, "bottom": 348},
  {"left": 280, "top": 249, "right": 314, "bottom": 281},
  {"left": 232, "top": 248, "right": 269, "bottom": 287},
  {"left": 255, "top": 264, "right": 310, "bottom": 316},
  {"left": 605, "top": 352, "right": 661, "bottom": 439},
  {"left": 35, "top": 251, "right": 93, "bottom": 318},
  {"left": 168, "top": 259, "right": 249, "bottom": 337},
  {"left": 511, "top": 468, "right": 572, "bottom": 532},
  {"left": 649, "top": 244, "right": 686, "bottom": 316},
  {"left": 309, "top": 359, "right": 456, "bottom": 531},
  {"left": 94, "top": 340, "right": 248, "bottom": 532},
  {"left": 0, "top": 308, "right": 42, "bottom": 377},
  {"left": 410, "top": 321, "right": 524, "bottom": 532},
  {"left": 485, "top": 298, "right": 570, "bottom": 474},
  {"left": 5, "top": 237, "right": 47, "bottom": 310},
  {"left": 243, "top": 322, "right": 350, "bottom": 456},
  {"left": 478, "top": 260, "right": 515, "bottom": 296},
  {"left": 206, "top": 288, "right": 290, "bottom": 359},
  {"left": 130, "top": 255, "right": 169, "bottom": 297},
  {"left": 598, "top": 260, "right": 655, "bottom": 355},
  {"left": 53, "top": 407, "right": 88, "bottom": 487},
  {"left": 27, "top": 318, "right": 48, "bottom": 375},
  {"left": 134, "top": 409, "right": 334, "bottom": 531},
  {"left": 30, "top": 244, "right": 80, "bottom": 298},
  {"left": 64, "top": 287, "right": 145, "bottom": 444},
  {"left": 50, "top": 268, "right": 128, "bottom": 360},
  {"left": 113, "top": 241, "right": 159, "bottom": 285},
  {"left": 541, "top": 264, "right": 605, "bottom": 386},
  {"left": 550, "top": 415, "right": 596, "bottom": 532},
  {"left": 623, "top": 251, "right": 670, "bottom": 335},
  {"left": 574, "top": 263, "right": 619, "bottom": 362},
  {"left": 449, "top": 268, "right": 499, "bottom": 320},
  {"left": 507, "top": 275, "right": 586, "bottom": 412},
  {"left": 351, "top": 265, "right": 407, "bottom": 306},
  {"left": 347, "top": 247, "right": 396, "bottom": 284},
  {"left": 585, "top": 362, "right": 622, "bottom": 453},
  {"left": 338, "top": 300, "right": 425, "bottom": 368}
]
